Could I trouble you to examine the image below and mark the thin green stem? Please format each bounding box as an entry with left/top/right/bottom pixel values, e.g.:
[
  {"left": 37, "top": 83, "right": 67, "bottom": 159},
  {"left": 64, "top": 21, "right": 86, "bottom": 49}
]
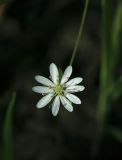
[{"left": 69, "top": 0, "right": 89, "bottom": 65}]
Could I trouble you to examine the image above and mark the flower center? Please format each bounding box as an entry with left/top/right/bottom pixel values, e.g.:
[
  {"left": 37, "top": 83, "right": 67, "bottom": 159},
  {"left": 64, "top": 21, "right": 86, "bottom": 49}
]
[{"left": 54, "top": 84, "right": 64, "bottom": 95}]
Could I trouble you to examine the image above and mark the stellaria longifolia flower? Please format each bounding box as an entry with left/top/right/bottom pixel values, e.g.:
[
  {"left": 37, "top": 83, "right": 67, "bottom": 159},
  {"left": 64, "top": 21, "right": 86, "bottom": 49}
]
[{"left": 32, "top": 63, "right": 85, "bottom": 116}]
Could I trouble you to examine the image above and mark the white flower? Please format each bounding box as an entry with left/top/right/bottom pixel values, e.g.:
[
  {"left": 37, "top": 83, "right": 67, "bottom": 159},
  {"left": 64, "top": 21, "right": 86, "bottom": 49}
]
[{"left": 32, "top": 63, "right": 85, "bottom": 116}]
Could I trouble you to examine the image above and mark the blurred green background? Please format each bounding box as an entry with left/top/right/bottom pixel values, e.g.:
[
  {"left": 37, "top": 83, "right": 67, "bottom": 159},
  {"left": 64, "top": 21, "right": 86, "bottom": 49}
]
[{"left": 0, "top": 0, "right": 122, "bottom": 160}]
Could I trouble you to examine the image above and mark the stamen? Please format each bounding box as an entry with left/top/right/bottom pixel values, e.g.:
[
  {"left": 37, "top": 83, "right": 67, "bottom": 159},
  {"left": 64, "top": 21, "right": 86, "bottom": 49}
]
[{"left": 53, "top": 84, "right": 64, "bottom": 95}]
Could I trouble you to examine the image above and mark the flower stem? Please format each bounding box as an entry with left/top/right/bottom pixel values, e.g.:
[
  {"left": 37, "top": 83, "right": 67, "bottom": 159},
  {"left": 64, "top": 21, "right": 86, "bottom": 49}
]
[{"left": 69, "top": 0, "right": 89, "bottom": 65}]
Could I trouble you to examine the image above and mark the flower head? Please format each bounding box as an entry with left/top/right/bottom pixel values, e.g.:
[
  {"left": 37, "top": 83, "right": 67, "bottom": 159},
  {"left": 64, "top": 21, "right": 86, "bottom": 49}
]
[{"left": 32, "top": 63, "right": 85, "bottom": 116}]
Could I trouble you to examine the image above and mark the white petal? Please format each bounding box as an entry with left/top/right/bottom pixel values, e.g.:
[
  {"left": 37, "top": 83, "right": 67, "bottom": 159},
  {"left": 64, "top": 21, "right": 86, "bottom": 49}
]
[
  {"left": 49, "top": 63, "right": 59, "bottom": 84},
  {"left": 65, "top": 77, "right": 83, "bottom": 87},
  {"left": 32, "top": 86, "right": 53, "bottom": 94},
  {"left": 61, "top": 66, "right": 72, "bottom": 84},
  {"left": 65, "top": 93, "right": 81, "bottom": 104},
  {"left": 35, "top": 75, "right": 54, "bottom": 87},
  {"left": 36, "top": 93, "right": 54, "bottom": 108},
  {"left": 60, "top": 96, "right": 73, "bottom": 112},
  {"left": 66, "top": 85, "right": 85, "bottom": 93},
  {"left": 52, "top": 96, "right": 60, "bottom": 116}
]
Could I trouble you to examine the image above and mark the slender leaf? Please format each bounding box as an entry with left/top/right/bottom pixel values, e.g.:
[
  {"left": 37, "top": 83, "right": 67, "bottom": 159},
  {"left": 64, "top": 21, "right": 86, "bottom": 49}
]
[
  {"left": 111, "top": 1, "right": 122, "bottom": 74},
  {"left": 97, "top": 0, "right": 112, "bottom": 122},
  {"left": 3, "top": 92, "right": 16, "bottom": 160}
]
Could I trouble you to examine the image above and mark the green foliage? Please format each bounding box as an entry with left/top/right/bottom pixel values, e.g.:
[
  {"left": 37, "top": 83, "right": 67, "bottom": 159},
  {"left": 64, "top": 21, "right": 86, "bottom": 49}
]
[
  {"left": 111, "top": 1, "right": 122, "bottom": 76},
  {"left": 96, "top": 2, "right": 122, "bottom": 152},
  {"left": 98, "top": 0, "right": 112, "bottom": 122},
  {"left": 98, "top": 0, "right": 122, "bottom": 123},
  {"left": 2, "top": 92, "right": 16, "bottom": 160}
]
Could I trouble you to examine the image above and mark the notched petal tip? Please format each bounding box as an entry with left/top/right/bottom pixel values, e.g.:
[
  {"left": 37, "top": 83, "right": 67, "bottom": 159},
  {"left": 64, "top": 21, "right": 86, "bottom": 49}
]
[
  {"left": 81, "top": 86, "right": 85, "bottom": 91},
  {"left": 67, "top": 66, "right": 72, "bottom": 73},
  {"left": 32, "top": 87, "right": 35, "bottom": 91},
  {"left": 52, "top": 113, "right": 57, "bottom": 116},
  {"left": 34, "top": 75, "right": 41, "bottom": 82},
  {"left": 50, "top": 62, "right": 55, "bottom": 66}
]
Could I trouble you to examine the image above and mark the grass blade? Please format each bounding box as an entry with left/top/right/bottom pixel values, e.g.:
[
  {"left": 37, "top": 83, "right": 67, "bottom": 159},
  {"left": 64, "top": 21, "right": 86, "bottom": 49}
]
[
  {"left": 97, "top": 0, "right": 112, "bottom": 122},
  {"left": 3, "top": 92, "right": 16, "bottom": 160},
  {"left": 111, "top": 1, "right": 122, "bottom": 75}
]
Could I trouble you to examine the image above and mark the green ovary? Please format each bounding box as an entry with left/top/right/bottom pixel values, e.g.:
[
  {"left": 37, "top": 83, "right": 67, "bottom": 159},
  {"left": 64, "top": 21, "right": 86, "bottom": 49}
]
[{"left": 53, "top": 84, "right": 64, "bottom": 95}]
